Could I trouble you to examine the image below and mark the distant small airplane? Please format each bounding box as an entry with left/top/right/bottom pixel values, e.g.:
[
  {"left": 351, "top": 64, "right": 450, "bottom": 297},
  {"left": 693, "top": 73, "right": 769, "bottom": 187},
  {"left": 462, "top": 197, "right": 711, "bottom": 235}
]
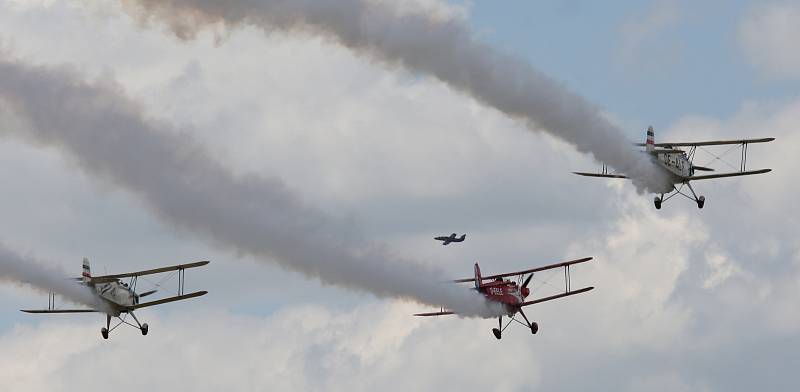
[
  {"left": 415, "top": 257, "right": 594, "bottom": 340},
  {"left": 434, "top": 233, "right": 466, "bottom": 245},
  {"left": 574, "top": 126, "right": 774, "bottom": 209},
  {"left": 22, "top": 258, "right": 209, "bottom": 339}
]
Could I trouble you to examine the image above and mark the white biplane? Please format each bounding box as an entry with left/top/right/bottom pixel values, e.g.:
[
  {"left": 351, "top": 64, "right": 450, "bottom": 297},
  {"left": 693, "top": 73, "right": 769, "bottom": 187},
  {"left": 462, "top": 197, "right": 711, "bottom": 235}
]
[
  {"left": 22, "top": 258, "right": 209, "bottom": 339},
  {"left": 574, "top": 126, "right": 774, "bottom": 209}
]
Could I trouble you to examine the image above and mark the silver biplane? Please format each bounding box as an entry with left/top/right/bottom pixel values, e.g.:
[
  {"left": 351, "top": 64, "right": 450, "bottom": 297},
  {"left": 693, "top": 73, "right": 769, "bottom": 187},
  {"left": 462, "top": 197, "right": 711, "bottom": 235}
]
[
  {"left": 574, "top": 126, "right": 774, "bottom": 209},
  {"left": 22, "top": 258, "right": 209, "bottom": 339}
]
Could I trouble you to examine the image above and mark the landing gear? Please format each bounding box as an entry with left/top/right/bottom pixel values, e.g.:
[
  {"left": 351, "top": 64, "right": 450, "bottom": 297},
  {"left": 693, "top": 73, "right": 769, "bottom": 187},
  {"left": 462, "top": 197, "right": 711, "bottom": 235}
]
[
  {"left": 101, "top": 315, "right": 110, "bottom": 340},
  {"left": 493, "top": 316, "right": 503, "bottom": 340},
  {"left": 518, "top": 308, "right": 538, "bottom": 336},
  {"left": 492, "top": 328, "right": 502, "bottom": 340},
  {"left": 130, "top": 312, "right": 148, "bottom": 336},
  {"left": 686, "top": 183, "right": 705, "bottom": 209},
  {"left": 492, "top": 309, "right": 539, "bottom": 339},
  {"left": 654, "top": 184, "right": 706, "bottom": 209},
  {"left": 98, "top": 312, "right": 150, "bottom": 339}
]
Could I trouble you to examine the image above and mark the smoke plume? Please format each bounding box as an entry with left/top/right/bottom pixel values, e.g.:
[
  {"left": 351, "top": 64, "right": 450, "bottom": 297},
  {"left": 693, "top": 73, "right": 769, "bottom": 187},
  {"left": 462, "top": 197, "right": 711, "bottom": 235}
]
[
  {"left": 120, "top": 0, "right": 672, "bottom": 192},
  {"left": 0, "top": 242, "right": 110, "bottom": 312},
  {"left": 0, "top": 55, "right": 503, "bottom": 318}
]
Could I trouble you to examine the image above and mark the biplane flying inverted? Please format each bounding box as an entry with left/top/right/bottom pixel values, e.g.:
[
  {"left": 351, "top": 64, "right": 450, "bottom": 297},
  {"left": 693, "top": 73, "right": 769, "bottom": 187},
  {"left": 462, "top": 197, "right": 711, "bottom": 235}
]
[
  {"left": 21, "top": 258, "right": 209, "bottom": 339},
  {"left": 415, "top": 257, "right": 593, "bottom": 340},
  {"left": 574, "top": 126, "right": 774, "bottom": 209}
]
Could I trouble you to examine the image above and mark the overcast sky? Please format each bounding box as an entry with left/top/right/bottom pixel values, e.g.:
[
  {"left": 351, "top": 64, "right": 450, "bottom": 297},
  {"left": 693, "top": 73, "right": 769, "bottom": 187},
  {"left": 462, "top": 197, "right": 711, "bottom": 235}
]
[{"left": 0, "top": 1, "right": 798, "bottom": 391}]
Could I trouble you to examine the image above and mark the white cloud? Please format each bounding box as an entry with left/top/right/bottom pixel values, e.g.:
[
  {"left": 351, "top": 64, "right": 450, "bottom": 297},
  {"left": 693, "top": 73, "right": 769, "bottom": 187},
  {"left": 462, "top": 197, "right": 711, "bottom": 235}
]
[
  {"left": 739, "top": 2, "right": 800, "bottom": 80},
  {"left": 0, "top": 303, "right": 543, "bottom": 392},
  {"left": 0, "top": 1, "right": 799, "bottom": 390}
]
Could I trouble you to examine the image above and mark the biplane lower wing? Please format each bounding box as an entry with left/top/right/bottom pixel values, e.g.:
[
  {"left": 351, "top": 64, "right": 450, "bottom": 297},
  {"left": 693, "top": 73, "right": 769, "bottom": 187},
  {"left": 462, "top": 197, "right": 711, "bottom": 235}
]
[
  {"left": 454, "top": 257, "right": 593, "bottom": 283},
  {"left": 413, "top": 311, "right": 455, "bottom": 317},
  {"left": 124, "top": 290, "right": 207, "bottom": 311},
  {"left": 20, "top": 309, "right": 97, "bottom": 314},
  {"left": 689, "top": 168, "right": 772, "bottom": 181},
  {"left": 518, "top": 286, "right": 594, "bottom": 307},
  {"left": 572, "top": 172, "right": 628, "bottom": 179}
]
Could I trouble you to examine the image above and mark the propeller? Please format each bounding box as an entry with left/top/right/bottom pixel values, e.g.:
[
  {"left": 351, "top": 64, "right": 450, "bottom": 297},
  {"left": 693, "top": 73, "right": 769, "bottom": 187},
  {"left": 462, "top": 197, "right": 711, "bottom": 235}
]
[
  {"left": 521, "top": 273, "right": 533, "bottom": 289},
  {"left": 138, "top": 290, "right": 158, "bottom": 298},
  {"left": 692, "top": 165, "right": 714, "bottom": 172}
]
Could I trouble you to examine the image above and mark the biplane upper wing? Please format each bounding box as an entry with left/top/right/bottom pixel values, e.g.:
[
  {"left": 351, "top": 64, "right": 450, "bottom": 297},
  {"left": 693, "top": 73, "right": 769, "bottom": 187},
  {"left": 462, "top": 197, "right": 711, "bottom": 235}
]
[
  {"left": 20, "top": 309, "right": 96, "bottom": 314},
  {"left": 122, "top": 291, "right": 208, "bottom": 311},
  {"left": 413, "top": 311, "right": 455, "bottom": 317},
  {"left": 453, "top": 257, "right": 593, "bottom": 283},
  {"left": 518, "top": 286, "right": 594, "bottom": 307},
  {"left": 689, "top": 168, "right": 772, "bottom": 181},
  {"left": 89, "top": 261, "right": 210, "bottom": 283},
  {"left": 635, "top": 137, "right": 775, "bottom": 147},
  {"left": 572, "top": 172, "right": 628, "bottom": 179}
]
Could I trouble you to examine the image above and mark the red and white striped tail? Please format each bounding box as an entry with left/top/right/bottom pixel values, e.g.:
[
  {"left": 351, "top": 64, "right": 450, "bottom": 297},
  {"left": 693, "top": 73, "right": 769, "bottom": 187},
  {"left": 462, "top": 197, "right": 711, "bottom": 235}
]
[
  {"left": 474, "top": 263, "right": 482, "bottom": 289},
  {"left": 646, "top": 126, "right": 655, "bottom": 152},
  {"left": 82, "top": 257, "right": 91, "bottom": 283}
]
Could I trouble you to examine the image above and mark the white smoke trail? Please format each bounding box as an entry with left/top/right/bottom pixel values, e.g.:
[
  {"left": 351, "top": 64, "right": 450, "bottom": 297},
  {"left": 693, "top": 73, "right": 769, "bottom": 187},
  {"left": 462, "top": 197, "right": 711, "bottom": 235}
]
[
  {"left": 0, "top": 55, "right": 504, "bottom": 318},
  {"left": 120, "top": 0, "right": 672, "bottom": 192},
  {"left": 0, "top": 242, "right": 110, "bottom": 312}
]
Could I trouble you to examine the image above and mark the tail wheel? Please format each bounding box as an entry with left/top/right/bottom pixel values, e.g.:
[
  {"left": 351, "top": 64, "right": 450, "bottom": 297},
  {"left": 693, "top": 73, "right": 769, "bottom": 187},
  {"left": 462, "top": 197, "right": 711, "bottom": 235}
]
[
  {"left": 530, "top": 322, "right": 539, "bottom": 335},
  {"left": 141, "top": 323, "right": 149, "bottom": 336},
  {"left": 101, "top": 327, "right": 109, "bottom": 340},
  {"left": 697, "top": 196, "right": 705, "bottom": 209},
  {"left": 492, "top": 328, "right": 502, "bottom": 340}
]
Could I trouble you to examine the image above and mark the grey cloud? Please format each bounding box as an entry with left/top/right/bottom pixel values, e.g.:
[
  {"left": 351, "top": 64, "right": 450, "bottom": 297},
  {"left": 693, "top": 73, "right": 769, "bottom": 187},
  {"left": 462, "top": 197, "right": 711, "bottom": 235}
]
[
  {"left": 0, "top": 54, "right": 502, "bottom": 317},
  {"left": 120, "top": 0, "right": 672, "bottom": 192}
]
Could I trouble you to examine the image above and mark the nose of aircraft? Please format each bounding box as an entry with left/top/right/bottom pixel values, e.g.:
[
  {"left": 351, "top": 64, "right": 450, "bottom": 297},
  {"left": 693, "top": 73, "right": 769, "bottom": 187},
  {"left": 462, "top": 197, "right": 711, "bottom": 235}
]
[{"left": 521, "top": 287, "right": 530, "bottom": 298}]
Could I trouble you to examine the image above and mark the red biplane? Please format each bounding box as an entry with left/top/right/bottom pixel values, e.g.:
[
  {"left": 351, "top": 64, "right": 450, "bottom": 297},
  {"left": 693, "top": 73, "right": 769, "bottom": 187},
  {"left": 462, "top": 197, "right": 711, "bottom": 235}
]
[{"left": 415, "top": 257, "right": 594, "bottom": 339}]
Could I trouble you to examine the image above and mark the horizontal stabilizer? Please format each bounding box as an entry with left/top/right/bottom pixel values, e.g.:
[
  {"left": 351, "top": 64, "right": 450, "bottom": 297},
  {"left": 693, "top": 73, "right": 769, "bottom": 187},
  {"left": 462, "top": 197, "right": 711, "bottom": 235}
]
[
  {"left": 572, "top": 172, "right": 628, "bottom": 179},
  {"left": 413, "top": 311, "right": 455, "bottom": 317},
  {"left": 518, "top": 286, "right": 594, "bottom": 307}
]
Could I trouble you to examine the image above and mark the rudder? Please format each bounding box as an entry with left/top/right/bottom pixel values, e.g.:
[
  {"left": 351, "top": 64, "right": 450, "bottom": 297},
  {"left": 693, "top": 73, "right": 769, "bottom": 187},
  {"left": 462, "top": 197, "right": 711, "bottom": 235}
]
[{"left": 82, "top": 257, "right": 91, "bottom": 283}]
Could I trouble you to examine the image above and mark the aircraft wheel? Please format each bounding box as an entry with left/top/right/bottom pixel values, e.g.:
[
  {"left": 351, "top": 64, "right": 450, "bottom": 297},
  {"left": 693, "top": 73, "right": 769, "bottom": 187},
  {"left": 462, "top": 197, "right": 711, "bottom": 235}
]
[
  {"left": 141, "top": 323, "right": 149, "bottom": 336},
  {"left": 530, "top": 322, "right": 539, "bottom": 335},
  {"left": 697, "top": 196, "right": 705, "bottom": 209},
  {"left": 492, "top": 328, "right": 502, "bottom": 340},
  {"left": 101, "top": 327, "right": 109, "bottom": 340},
  {"left": 654, "top": 197, "right": 662, "bottom": 210}
]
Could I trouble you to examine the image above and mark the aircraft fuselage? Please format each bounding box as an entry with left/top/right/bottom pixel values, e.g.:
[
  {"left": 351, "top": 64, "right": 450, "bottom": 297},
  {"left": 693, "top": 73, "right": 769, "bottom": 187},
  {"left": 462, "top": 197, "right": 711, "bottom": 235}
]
[{"left": 93, "top": 282, "right": 138, "bottom": 315}]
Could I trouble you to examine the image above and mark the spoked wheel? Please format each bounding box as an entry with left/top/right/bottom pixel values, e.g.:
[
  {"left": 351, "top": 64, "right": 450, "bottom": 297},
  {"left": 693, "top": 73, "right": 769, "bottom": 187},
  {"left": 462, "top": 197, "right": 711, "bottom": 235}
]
[
  {"left": 140, "top": 323, "right": 149, "bottom": 336},
  {"left": 697, "top": 196, "right": 705, "bottom": 209},
  {"left": 654, "top": 197, "right": 662, "bottom": 210},
  {"left": 101, "top": 327, "right": 109, "bottom": 340},
  {"left": 492, "top": 328, "right": 502, "bottom": 340},
  {"left": 530, "top": 322, "right": 539, "bottom": 335}
]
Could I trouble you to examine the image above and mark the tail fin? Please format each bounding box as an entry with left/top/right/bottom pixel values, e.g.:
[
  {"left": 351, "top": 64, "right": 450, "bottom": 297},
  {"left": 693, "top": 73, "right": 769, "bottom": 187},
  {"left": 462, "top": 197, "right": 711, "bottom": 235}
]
[
  {"left": 474, "top": 263, "right": 482, "bottom": 289},
  {"left": 646, "top": 126, "right": 655, "bottom": 152},
  {"left": 459, "top": 234, "right": 466, "bottom": 241},
  {"left": 82, "top": 257, "right": 91, "bottom": 283}
]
